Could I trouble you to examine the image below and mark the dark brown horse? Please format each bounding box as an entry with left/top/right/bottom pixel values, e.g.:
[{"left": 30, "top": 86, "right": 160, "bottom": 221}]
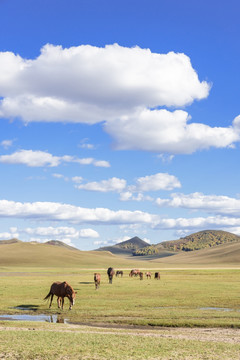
[
  {"left": 94, "top": 273, "right": 101, "bottom": 290},
  {"left": 107, "top": 267, "right": 115, "bottom": 284},
  {"left": 116, "top": 270, "right": 123, "bottom": 277},
  {"left": 154, "top": 272, "right": 161, "bottom": 280},
  {"left": 44, "top": 281, "right": 76, "bottom": 310},
  {"left": 139, "top": 272, "right": 143, "bottom": 280}
]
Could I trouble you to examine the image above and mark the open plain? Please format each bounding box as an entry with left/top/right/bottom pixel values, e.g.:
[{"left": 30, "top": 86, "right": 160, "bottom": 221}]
[{"left": 0, "top": 241, "right": 240, "bottom": 359}]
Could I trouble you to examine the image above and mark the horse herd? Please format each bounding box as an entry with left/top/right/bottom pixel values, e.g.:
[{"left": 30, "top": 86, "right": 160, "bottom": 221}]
[{"left": 44, "top": 268, "right": 161, "bottom": 310}]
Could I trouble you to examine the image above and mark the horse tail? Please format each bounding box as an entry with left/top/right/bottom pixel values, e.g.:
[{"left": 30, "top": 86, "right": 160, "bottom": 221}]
[{"left": 44, "top": 290, "right": 52, "bottom": 301}]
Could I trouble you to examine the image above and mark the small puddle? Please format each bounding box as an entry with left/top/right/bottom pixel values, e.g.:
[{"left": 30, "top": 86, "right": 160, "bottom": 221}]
[
  {"left": 199, "top": 307, "right": 236, "bottom": 312},
  {"left": 0, "top": 314, "right": 69, "bottom": 323}
]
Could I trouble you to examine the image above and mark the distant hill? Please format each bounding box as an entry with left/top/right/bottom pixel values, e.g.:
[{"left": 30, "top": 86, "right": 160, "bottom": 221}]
[
  {"left": 96, "top": 236, "right": 150, "bottom": 256},
  {"left": 45, "top": 240, "right": 79, "bottom": 251},
  {"left": 0, "top": 238, "right": 78, "bottom": 251},
  {"left": 160, "top": 230, "right": 240, "bottom": 252},
  {"left": 0, "top": 240, "right": 137, "bottom": 268},
  {"left": 0, "top": 238, "right": 21, "bottom": 245},
  {"left": 154, "top": 241, "right": 240, "bottom": 265}
]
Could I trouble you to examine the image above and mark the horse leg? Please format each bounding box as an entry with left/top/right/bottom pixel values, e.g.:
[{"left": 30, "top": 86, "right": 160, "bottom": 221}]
[
  {"left": 49, "top": 293, "right": 53, "bottom": 308},
  {"left": 57, "top": 297, "right": 61, "bottom": 308},
  {"left": 61, "top": 297, "right": 64, "bottom": 310}
]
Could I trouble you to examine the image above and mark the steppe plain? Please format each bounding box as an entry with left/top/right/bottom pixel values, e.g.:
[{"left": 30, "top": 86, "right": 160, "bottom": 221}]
[{"left": 0, "top": 240, "right": 240, "bottom": 359}]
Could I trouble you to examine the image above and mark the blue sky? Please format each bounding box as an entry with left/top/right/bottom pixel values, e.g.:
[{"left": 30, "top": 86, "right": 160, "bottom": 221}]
[{"left": 0, "top": 0, "right": 240, "bottom": 250}]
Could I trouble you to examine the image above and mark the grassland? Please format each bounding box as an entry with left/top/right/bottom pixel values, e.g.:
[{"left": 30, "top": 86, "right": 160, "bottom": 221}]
[
  {"left": 0, "top": 241, "right": 240, "bottom": 359},
  {"left": 1, "top": 321, "right": 240, "bottom": 360}
]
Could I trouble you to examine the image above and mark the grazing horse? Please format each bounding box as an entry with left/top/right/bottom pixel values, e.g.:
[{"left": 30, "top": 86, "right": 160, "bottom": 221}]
[
  {"left": 107, "top": 267, "right": 115, "bottom": 284},
  {"left": 116, "top": 270, "right": 123, "bottom": 277},
  {"left": 154, "top": 272, "right": 161, "bottom": 280},
  {"left": 44, "top": 281, "right": 76, "bottom": 310},
  {"left": 139, "top": 272, "right": 143, "bottom": 280},
  {"left": 145, "top": 271, "right": 151, "bottom": 279},
  {"left": 94, "top": 273, "right": 101, "bottom": 290},
  {"left": 129, "top": 269, "right": 140, "bottom": 277}
]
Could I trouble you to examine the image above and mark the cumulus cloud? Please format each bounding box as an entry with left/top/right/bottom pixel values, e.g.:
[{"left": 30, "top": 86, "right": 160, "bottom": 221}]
[
  {"left": 154, "top": 215, "right": 240, "bottom": 231},
  {"left": 75, "top": 177, "right": 126, "bottom": 192},
  {"left": 1, "top": 199, "right": 240, "bottom": 236},
  {"left": 0, "top": 149, "right": 110, "bottom": 168},
  {"left": 118, "top": 173, "right": 180, "bottom": 201},
  {"left": 74, "top": 172, "right": 180, "bottom": 197},
  {"left": 3, "top": 44, "right": 236, "bottom": 155},
  {"left": 20, "top": 226, "right": 99, "bottom": 239},
  {"left": 0, "top": 199, "right": 158, "bottom": 226},
  {"left": 104, "top": 109, "right": 240, "bottom": 154},
  {"left": 156, "top": 192, "right": 240, "bottom": 216},
  {"left": 0, "top": 44, "right": 209, "bottom": 122},
  {"left": 0, "top": 231, "right": 19, "bottom": 240},
  {"left": 130, "top": 173, "right": 181, "bottom": 192}
]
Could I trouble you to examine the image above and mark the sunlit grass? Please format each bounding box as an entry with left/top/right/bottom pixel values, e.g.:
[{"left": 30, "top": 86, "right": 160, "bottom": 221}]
[{"left": 0, "top": 268, "right": 240, "bottom": 328}]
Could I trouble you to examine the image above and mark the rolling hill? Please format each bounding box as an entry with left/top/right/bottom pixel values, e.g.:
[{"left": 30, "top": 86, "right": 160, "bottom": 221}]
[
  {"left": 160, "top": 230, "right": 240, "bottom": 252},
  {"left": 0, "top": 239, "right": 150, "bottom": 268},
  {"left": 1, "top": 230, "right": 240, "bottom": 267},
  {"left": 154, "top": 241, "right": 240, "bottom": 265}
]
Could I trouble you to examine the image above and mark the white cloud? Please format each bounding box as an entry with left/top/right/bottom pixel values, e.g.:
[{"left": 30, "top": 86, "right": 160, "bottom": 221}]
[
  {"left": 0, "top": 149, "right": 110, "bottom": 168},
  {"left": 20, "top": 226, "right": 99, "bottom": 239},
  {"left": 154, "top": 215, "right": 240, "bottom": 231},
  {"left": 52, "top": 173, "right": 65, "bottom": 179},
  {"left": 119, "top": 192, "right": 153, "bottom": 202},
  {"left": 0, "top": 44, "right": 209, "bottom": 122},
  {"left": 0, "top": 150, "right": 60, "bottom": 167},
  {"left": 130, "top": 173, "right": 181, "bottom": 192},
  {"left": 0, "top": 199, "right": 158, "bottom": 226},
  {"left": 1, "top": 44, "right": 238, "bottom": 154},
  {"left": 93, "top": 160, "right": 110, "bottom": 168},
  {"left": 157, "top": 154, "right": 175, "bottom": 163},
  {"left": 74, "top": 172, "right": 179, "bottom": 196},
  {"left": 75, "top": 158, "right": 110, "bottom": 167},
  {"left": 78, "top": 139, "right": 95, "bottom": 149},
  {"left": 93, "top": 240, "right": 109, "bottom": 246},
  {"left": 75, "top": 177, "right": 127, "bottom": 192},
  {"left": 13, "top": 226, "right": 99, "bottom": 247},
  {"left": 3, "top": 44, "right": 234, "bottom": 155},
  {"left": 0, "top": 231, "right": 19, "bottom": 240},
  {"left": 1, "top": 199, "right": 240, "bottom": 236},
  {"left": 104, "top": 108, "right": 240, "bottom": 154},
  {"left": 156, "top": 192, "right": 240, "bottom": 216},
  {"left": 1, "top": 139, "right": 13, "bottom": 149},
  {"left": 72, "top": 176, "right": 83, "bottom": 184}
]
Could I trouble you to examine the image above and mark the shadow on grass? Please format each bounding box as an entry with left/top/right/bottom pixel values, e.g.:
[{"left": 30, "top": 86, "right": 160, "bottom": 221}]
[
  {"left": 13, "top": 304, "right": 40, "bottom": 311},
  {"left": 79, "top": 281, "right": 94, "bottom": 285}
]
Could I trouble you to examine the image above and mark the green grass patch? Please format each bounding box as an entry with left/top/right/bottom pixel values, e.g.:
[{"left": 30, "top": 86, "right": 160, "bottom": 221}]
[{"left": 0, "top": 268, "right": 240, "bottom": 328}]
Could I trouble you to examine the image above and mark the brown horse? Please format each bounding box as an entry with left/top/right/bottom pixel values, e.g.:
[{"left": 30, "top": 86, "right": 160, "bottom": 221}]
[
  {"left": 145, "top": 271, "right": 151, "bottom": 279},
  {"left": 44, "top": 281, "right": 76, "bottom": 310},
  {"left": 129, "top": 269, "right": 140, "bottom": 277},
  {"left": 139, "top": 272, "right": 143, "bottom": 280},
  {"left": 94, "top": 273, "right": 101, "bottom": 290},
  {"left": 154, "top": 272, "right": 161, "bottom": 280}
]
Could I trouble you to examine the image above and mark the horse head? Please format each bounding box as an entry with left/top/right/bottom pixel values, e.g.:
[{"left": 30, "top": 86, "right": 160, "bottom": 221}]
[{"left": 67, "top": 287, "right": 77, "bottom": 310}]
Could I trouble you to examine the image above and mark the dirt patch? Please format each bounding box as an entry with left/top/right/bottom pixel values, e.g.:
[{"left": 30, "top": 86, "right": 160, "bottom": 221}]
[{"left": 0, "top": 323, "right": 239, "bottom": 344}]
